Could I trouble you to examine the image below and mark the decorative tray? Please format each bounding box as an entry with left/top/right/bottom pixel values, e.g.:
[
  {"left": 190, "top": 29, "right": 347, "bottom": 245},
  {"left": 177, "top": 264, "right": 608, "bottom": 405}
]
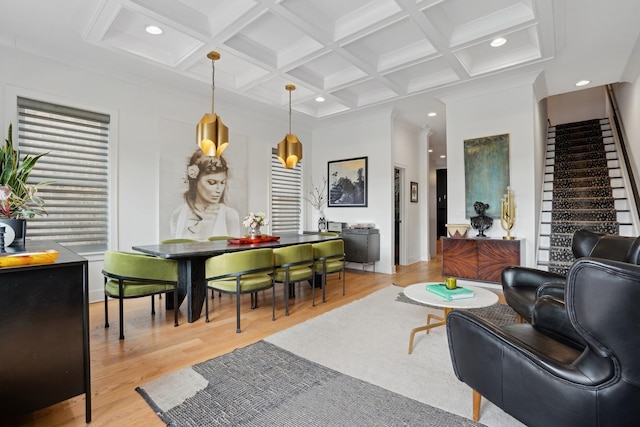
[
  {"left": 0, "top": 250, "right": 60, "bottom": 268},
  {"left": 227, "top": 236, "right": 280, "bottom": 245}
]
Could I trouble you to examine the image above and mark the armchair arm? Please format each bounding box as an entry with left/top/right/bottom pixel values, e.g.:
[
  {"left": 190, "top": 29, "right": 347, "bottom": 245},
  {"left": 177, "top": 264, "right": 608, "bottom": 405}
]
[
  {"left": 501, "top": 266, "right": 566, "bottom": 290},
  {"left": 447, "top": 311, "right": 595, "bottom": 391},
  {"left": 536, "top": 281, "right": 566, "bottom": 300},
  {"left": 532, "top": 295, "right": 586, "bottom": 350}
]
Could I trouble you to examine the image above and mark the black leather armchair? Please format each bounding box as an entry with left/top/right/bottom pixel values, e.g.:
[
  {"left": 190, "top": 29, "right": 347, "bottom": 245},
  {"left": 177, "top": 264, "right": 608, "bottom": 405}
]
[
  {"left": 502, "top": 229, "right": 640, "bottom": 322},
  {"left": 447, "top": 257, "right": 640, "bottom": 426}
]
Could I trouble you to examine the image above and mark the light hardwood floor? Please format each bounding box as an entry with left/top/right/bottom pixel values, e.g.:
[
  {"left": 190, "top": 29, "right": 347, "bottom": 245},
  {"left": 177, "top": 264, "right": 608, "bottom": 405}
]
[{"left": 14, "top": 256, "right": 457, "bottom": 426}]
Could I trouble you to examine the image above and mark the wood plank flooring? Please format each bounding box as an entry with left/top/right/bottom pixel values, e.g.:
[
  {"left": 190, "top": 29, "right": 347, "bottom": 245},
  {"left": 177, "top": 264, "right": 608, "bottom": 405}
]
[{"left": 12, "top": 255, "right": 484, "bottom": 427}]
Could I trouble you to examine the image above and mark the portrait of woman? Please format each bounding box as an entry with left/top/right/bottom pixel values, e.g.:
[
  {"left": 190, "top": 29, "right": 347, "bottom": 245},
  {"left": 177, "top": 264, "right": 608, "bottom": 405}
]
[{"left": 169, "top": 150, "right": 241, "bottom": 240}]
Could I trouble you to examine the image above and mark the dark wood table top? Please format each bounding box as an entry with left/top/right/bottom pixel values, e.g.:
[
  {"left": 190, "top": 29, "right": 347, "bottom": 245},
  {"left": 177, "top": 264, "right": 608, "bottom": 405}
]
[{"left": 133, "top": 233, "right": 340, "bottom": 259}]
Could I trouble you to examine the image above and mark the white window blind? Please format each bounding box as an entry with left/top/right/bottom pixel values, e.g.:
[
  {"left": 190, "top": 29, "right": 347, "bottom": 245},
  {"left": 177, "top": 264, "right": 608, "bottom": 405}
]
[
  {"left": 271, "top": 148, "right": 302, "bottom": 234},
  {"left": 17, "top": 97, "right": 110, "bottom": 253}
]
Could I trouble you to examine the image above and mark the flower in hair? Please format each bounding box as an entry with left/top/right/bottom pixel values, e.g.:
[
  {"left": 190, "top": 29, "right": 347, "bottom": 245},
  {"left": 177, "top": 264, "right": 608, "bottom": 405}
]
[{"left": 187, "top": 165, "right": 199, "bottom": 179}]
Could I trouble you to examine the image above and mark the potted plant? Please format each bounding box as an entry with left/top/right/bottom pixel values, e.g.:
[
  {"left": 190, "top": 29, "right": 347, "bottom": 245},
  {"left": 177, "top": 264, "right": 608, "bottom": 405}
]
[{"left": 0, "top": 123, "right": 51, "bottom": 247}]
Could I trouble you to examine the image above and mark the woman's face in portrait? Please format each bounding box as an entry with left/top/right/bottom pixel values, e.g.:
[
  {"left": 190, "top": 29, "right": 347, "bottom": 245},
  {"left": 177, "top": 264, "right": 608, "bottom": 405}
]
[{"left": 195, "top": 171, "right": 227, "bottom": 205}]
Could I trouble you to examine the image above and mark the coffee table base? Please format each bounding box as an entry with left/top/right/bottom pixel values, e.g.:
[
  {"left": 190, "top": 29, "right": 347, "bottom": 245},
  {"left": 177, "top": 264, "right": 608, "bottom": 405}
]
[{"left": 408, "top": 307, "right": 452, "bottom": 354}]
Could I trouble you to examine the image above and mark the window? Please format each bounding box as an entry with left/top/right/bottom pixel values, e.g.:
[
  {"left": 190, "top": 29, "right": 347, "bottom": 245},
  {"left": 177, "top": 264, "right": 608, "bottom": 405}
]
[
  {"left": 270, "top": 148, "right": 302, "bottom": 234},
  {"left": 17, "top": 97, "right": 110, "bottom": 253}
]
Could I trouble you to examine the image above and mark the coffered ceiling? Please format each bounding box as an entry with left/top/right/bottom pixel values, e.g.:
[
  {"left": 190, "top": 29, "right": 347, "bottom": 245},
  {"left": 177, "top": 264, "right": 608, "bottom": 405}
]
[{"left": 2, "top": 0, "right": 640, "bottom": 159}]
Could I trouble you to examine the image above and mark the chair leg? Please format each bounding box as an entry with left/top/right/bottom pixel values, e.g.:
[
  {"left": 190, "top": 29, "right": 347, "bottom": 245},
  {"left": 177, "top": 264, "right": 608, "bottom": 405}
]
[
  {"left": 118, "top": 280, "right": 125, "bottom": 340},
  {"left": 271, "top": 286, "right": 276, "bottom": 321},
  {"left": 284, "top": 269, "right": 290, "bottom": 316},
  {"left": 342, "top": 265, "right": 346, "bottom": 296},
  {"left": 205, "top": 287, "right": 210, "bottom": 322},
  {"left": 236, "top": 292, "right": 242, "bottom": 333},
  {"left": 284, "top": 279, "right": 290, "bottom": 316},
  {"left": 236, "top": 278, "right": 242, "bottom": 333},
  {"left": 151, "top": 295, "right": 156, "bottom": 315},
  {"left": 104, "top": 294, "right": 109, "bottom": 328},
  {"left": 173, "top": 289, "right": 179, "bottom": 327},
  {"left": 312, "top": 274, "right": 317, "bottom": 306},
  {"left": 473, "top": 390, "right": 481, "bottom": 421},
  {"left": 322, "top": 273, "right": 327, "bottom": 303},
  {"left": 118, "top": 297, "right": 125, "bottom": 340}
]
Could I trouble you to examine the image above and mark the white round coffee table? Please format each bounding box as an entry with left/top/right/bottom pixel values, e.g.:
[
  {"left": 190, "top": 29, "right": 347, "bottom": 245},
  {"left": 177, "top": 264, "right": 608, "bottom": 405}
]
[{"left": 404, "top": 282, "right": 499, "bottom": 354}]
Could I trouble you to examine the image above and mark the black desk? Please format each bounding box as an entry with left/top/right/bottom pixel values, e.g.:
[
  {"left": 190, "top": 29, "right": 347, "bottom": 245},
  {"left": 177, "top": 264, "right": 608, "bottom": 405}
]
[{"left": 133, "top": 233, "right": 340, "bottom": 323}]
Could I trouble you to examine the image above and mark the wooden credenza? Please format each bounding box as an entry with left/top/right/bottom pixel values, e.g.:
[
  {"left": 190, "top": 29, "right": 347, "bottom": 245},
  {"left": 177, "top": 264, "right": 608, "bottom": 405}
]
[
  {"left": 0, "top": 240, "right": 90, "bottom": 422},
  {"left": 442, "top": 237, "right": 523, "bottom": 283}
]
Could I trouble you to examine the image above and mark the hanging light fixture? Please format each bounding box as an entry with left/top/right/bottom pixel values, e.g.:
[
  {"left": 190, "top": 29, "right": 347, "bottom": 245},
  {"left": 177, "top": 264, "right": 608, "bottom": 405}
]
[
  {"left": 196, "top": 51, "right": 228, "bottom": 157},
  {"left": 277, "top": 84, "right": 302, "bottom": 169}
]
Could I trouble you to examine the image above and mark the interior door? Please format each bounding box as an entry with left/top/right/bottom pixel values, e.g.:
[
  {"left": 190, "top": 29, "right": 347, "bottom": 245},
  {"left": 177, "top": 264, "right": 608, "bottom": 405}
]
[
  {"left": 394, "top": 168, "right": 400, "bottom": 265},
  {"left": 436, "top": 168, "right": 447, "bottom": 240}
]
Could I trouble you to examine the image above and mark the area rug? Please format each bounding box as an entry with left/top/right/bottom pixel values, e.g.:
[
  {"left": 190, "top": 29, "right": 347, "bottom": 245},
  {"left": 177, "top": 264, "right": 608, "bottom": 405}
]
[
  {"left": 137, "top": 340, "right": 484, "bottom": 426},
  {"left": 265, "top": 285, "right": 524, "bottom": 427},
  {"left": 394, "top": 285, "right": 518, "bottom": 326},
  {"left": 137, "top": 285, "right": 524, "bottom": 427}
]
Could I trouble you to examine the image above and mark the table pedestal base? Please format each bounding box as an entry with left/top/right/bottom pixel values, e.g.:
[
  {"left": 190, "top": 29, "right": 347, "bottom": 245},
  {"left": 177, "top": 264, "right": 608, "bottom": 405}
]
[{"left": 408, "top": 307, "right": 452, "bottom": 354}]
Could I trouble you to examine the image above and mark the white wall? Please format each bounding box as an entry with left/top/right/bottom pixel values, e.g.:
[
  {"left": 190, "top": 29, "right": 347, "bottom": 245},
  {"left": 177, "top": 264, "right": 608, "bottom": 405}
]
[
  {"left": 613, "top": 79, "right": 640, "bottom": 191},
  {"left": 392, "top": 117, "right": 423, "bottom": 265},
  {"left": 312, "top": 110, "right": 394, "bottom": 274},
  {"left": 547, "top": 86, "right": 607, "bottom": 126},
  {"left": 445, "top": 84, "right": 539, "bottom": 267}
]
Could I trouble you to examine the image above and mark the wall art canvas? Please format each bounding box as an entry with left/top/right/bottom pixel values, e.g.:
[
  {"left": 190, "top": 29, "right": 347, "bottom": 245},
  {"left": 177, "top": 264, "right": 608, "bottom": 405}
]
[
  {"left": 328, "top": 156, "right": 368, "bottom": 207},
  {"left": 463, "top": 134, "right": 509, "bottom": 218},
  {"left": 158, "top": 119, "right": 248, "bottom": 242}
]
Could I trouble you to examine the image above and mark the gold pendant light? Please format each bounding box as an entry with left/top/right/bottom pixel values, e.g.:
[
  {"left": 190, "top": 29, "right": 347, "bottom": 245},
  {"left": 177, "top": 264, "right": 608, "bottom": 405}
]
[
  {"left": 197, "top": 51, "right": 229, "bottom": 157},
  {"left": 277, "top": 84, "right": 302, "bottom": 169}
]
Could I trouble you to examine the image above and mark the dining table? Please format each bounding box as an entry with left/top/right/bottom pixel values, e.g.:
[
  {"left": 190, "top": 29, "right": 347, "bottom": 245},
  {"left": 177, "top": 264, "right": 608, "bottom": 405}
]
[{"left": 132, "top": 233, "right": 340, "bottom": 323}]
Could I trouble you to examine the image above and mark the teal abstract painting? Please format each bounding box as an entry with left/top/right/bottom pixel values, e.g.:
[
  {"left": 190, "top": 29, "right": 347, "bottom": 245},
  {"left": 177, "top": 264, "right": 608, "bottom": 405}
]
[{"left": 463, "top": 134, "right": 510, "bottom": 218}]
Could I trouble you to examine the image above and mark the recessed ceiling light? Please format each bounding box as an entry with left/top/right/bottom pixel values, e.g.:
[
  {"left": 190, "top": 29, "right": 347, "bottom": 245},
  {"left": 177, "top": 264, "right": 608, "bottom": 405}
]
[
  {"left": 145, "top": 25, "right": 163, "bottom": 35},
  {"left": 490, "top": 37, "right": 507, "bottom": 47},
  {"left": 440, "top": 155, "right": 446, "bottom": 159},
  {"left": 427, "top": 112, "right": 437, "bottom": 117},
  {"left": 428, "top": 149, "right": 433, "bottom": 153},
  {"left": 315, "top": 96, "right": 325, "bottom": 103},
  {"left": 575, "top": 80, "right": 590, "bottom": 87}
]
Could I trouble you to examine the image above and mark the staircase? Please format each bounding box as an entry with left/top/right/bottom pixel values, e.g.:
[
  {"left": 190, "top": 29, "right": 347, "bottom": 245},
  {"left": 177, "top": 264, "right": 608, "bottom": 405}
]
[{"left": 537, "top": 118, "right": 635, "bottom": 275}]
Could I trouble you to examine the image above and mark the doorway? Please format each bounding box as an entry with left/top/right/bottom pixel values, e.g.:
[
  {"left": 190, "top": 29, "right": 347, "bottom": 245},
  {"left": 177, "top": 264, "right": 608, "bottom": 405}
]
[
  {"left": 394, "top": 167, "right": 401, "bottom": 265},
  {"left": 436, "top": 169, "right": 448, "bottom": 248}
]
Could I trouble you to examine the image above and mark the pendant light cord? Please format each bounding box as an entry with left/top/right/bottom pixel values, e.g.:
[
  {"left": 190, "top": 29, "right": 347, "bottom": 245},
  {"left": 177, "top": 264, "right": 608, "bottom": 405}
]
[
  {"left": 288, "top": 88, "right": 292, "bottom": 134},
  {"left": 211, "top": 58, "right": 216, "bottom": 114}
]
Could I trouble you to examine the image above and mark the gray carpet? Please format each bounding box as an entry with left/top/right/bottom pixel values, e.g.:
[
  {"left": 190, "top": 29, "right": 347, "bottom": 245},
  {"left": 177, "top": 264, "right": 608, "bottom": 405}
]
[
  {"left": 394, "top": 286, "right": 518, "bottom": 326},
  {"left": 137, "top": 340, "right": 485, "bottom": 427}
]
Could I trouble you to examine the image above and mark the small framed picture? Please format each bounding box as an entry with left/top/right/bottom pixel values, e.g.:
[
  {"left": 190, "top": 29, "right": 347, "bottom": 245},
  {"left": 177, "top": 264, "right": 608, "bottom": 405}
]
[{"left": 410, "top": 181, "right": 418, "bottom": 203}]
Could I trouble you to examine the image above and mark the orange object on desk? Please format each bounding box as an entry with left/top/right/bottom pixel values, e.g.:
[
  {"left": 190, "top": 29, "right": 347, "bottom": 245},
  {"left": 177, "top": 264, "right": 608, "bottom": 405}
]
[
  {"left": 227, "top": 236, "right": 280, "bottom": 244},
  {"left": 0, "top": 250, "right": 59, "bottom": 267}
]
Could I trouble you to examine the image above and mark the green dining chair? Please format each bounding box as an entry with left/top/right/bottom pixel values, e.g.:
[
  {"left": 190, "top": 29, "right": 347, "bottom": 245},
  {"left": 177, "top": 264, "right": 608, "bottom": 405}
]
[
  {"left": 161, "top": 238, "right": 198, "bottom": 244},
  {"left": 312, "top": 239, "right": 346, "bottom": 305},
  {"left": 206, "top": 236, "right": 235, "bottom": 298},
  {"left": 204, "top": 248, "right": 275, "bottom": 333},
  {"left": 273, "top": 244, "right": 314, "bottom": 316},
  {"left": 102, "top": 251, "right": 179, "bottom": 340},
  {"left": 207, "top": 235, "right": 235, "bottom": 241}
]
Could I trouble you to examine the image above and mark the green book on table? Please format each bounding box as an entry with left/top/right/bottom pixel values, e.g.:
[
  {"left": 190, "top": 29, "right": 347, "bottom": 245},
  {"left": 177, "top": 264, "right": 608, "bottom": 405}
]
[{"left": 426, "top": 284, "right": 475, "bottom": 300}]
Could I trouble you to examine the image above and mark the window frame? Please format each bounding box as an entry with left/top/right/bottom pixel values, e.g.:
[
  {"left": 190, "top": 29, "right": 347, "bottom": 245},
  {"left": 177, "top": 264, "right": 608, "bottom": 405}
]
[
  {"left": 5, "top": 86, "right": 119, "bottom": 254},
  {"left": 270, "top": 147, "right": 303, "bottom": 235}
]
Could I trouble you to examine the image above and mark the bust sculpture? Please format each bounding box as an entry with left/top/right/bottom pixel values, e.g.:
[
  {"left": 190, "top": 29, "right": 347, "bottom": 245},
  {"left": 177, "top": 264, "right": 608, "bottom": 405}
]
[{"left": 470, "top": 201, "right": 493, "bottom": 237}]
